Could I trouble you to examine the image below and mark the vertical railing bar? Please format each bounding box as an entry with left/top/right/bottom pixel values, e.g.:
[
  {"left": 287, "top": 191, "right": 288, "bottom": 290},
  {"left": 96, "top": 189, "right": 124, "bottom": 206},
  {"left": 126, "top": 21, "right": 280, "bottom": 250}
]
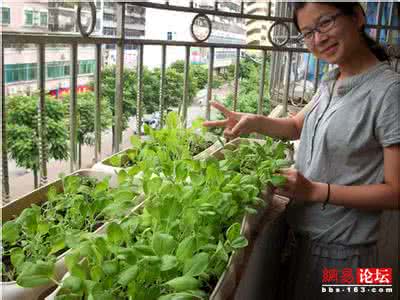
[
  {"left": 386, "top": 2, "right": 394, "bottom": 44},
  {"left": 70, "top": 43, "right": 78, "bottom": 172},
  {"left": 37, "top": 43, "right": 47, "bottom": 186},
  {"left": 375, "top": 2, "right": 383, "bottom": 42},
  {"left": 240, "top": 1, "right": 244, "bottom": 15},
  {"left": 283, "top": 51, "right": 293, "bottom": 116},
  {"left": 257, "top": 50, "right": 267, "bottom": 115},
  {"left": 291, "top": 52, "right": 299, "bottom": 101},
  {"left": 159, "top": 45, "right": 167, "bottom": 128},
  {"left": 232, "top": 48, "right": 240, "bottom": 112},
  {"left": 136, "top": 44, "right": 144, "bottom": 136},
  {"left": 182, "top": 45, "right": 190, "bottom": 126},
  {"left": 277, "top": 52, "right": 285, "bottom": 103},
  {"left": 190, "top": 1, "right": 194, "bottom": 9},
  {"left": 214, "top": 1, "right": 218, "bottom": 11},
  {"left": 302, "top": 53, "right": 310, "bottom": 100},
  {"left": 114, "top": 2, "right": 125, "bottom": 152},
  {"left": 206, "top": 47, "right": 215, "bottom": 119},
  {"left": 270, "top": 1, "right": 282, "bottom": 103},
  {"left": 269, "top": 51, "right": 277, "bottom": 101},
  {"left": 313, "top": 58, "right": 320, "bottom": 94},
  {"left": 277, "top": 3, "right": 285, "bottom": 103},
  {"left": 94, "top": 44, "right": 102, "bottom": 162},
  {"left": 1, "top": 43, "right": 10, "bottom": 203},
  {"left": 268, "top": 1, "right": 272, "bottom": 17}
]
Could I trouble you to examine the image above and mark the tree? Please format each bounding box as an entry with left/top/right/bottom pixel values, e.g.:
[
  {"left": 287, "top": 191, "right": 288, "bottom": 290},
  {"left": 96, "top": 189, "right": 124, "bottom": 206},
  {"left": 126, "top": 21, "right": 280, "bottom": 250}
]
[
  {"left": 190, "top": 64, "right": 208, "bottom": 91},
  {"left": 100, "top": 66, "right": 136, "bottom": 130},
  {"left": 7, "top": 95, "right": 69, "bottom": 188},
  {"left": 61, "top": 92, "right": 112, "bottom": 168},
  {"left": 222, "top": 56, "right": 271, "bottom": 115}
]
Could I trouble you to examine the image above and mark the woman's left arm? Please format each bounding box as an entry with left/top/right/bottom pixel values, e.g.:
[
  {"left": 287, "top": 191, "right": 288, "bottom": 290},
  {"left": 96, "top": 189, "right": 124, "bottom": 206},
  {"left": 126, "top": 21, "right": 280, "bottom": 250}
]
[{"left": 275, "top": 145, "right": 400, "bottom": 210}]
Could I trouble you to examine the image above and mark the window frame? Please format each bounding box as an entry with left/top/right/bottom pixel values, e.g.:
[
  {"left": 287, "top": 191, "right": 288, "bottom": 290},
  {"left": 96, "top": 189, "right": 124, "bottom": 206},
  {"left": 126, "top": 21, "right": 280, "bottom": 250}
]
[
  {"left": 40, "top": 11, "right": 48, "bottom": 27},
  {"left": 24, "top": 9, "right": 33, "bottom": 26},
  {"left": 1, "top": 7, "right": 10, "bottom": 25}
]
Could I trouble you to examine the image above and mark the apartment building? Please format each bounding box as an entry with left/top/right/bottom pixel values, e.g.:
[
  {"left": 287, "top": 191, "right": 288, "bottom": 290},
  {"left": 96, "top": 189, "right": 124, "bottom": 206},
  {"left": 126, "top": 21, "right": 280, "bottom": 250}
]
[
  {"left": 144, "top": 0, "right": 246, "bottom": 70},
  {"left": 2, "top": 1, "right": 146, "bottom": 96},
  {"left": 245, "top": 1, "right": 275, "bottom": 48}
]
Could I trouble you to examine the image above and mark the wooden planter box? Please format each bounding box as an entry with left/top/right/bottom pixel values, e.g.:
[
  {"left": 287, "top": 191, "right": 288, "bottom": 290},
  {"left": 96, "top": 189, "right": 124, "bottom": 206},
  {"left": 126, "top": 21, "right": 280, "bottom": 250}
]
[{"left": 1, "top": 170, "right": 125, "bottom": 300}]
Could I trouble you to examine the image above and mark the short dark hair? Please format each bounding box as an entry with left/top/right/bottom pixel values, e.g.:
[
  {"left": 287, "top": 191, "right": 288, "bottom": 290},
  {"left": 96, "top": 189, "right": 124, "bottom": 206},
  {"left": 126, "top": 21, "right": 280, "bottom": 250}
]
[{"left": 292, "top": 2, "right": 389, "bottom": 62}]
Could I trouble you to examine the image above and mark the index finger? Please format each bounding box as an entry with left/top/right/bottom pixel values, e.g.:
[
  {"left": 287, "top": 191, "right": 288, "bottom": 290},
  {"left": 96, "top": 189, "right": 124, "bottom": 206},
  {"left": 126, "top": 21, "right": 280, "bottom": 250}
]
[
  {"left": 211, "top": 101, "right": 233, "bottom": 117},
  {"left": 203, "top": 119, "right": 228, "bottom": 128}
]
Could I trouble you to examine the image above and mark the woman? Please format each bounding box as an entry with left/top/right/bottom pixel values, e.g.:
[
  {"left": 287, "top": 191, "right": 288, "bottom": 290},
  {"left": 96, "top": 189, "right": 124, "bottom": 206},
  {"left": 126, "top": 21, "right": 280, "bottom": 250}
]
[{"left": 204, "top": 2, "right": 399, "bottom": 299}]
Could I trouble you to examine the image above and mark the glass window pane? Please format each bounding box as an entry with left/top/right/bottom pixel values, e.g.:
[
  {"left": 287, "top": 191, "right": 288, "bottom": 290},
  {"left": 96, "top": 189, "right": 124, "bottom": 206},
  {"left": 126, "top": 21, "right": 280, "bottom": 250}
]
[
  {"left": 40, "top": 12, "right": 47, "bottom": 26},
  {"left": 1, "top": 7, "right": 10, "bottom": 24},
  {"left": 33, "top": 11, "right": 39, "bottom": 25},
  {"left": 25, "top": 10, "right": 33, "bottom": 25}
]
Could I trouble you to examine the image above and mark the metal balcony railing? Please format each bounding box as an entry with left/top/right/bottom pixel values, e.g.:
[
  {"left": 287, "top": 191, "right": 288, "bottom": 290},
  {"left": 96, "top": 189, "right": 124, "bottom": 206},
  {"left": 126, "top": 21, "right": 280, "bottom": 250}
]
[{"left": 1, "top": 1, "right": 399, "bottom": 203}]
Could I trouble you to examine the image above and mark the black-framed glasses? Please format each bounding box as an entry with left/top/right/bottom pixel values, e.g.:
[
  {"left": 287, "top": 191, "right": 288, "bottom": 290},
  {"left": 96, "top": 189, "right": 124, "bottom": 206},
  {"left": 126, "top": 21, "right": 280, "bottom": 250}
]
[{"left": 298, "top": 12, "right": 343, "bottom": 45}]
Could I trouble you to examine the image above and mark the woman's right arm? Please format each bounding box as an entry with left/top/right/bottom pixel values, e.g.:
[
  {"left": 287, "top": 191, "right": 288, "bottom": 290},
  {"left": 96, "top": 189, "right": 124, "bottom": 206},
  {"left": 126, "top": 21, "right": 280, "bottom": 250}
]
[
  {"left": 203, "top": 101, "right": 311, "bottom": 141},
  {"left": 250, "top": 111, "right": 306, "bottom": 140}
]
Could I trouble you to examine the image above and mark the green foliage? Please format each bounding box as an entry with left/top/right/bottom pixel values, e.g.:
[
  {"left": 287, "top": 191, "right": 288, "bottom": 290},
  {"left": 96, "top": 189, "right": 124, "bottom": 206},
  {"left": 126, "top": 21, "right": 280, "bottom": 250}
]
[
  {"left": 223, "top": 90, "right": 270, "bottom": 115},
  {"left": 6, "top": 95, "right": 69, "bottom": 173},
  {"left": 100, "top": 66, "right": 137, "bottom": 130},
  {"left": 49, "top": 137, "right": 291, "bottom": 299},
  {"left": 190, "top": 64, "right": 208, "bottom": 91},
  {"left": 105, "top": 112, "right": 216, "bottom": 168},
  {"left": 222, "top": 55, "right": 271, "bottom": 115},
  {"left": 1, "top": 175, "right": 140, "bottom": 283},
  {"left": 60, "top": 92, "right": 112, "bottom": 146},
  {"left": 100, "top": 64, "right": 199, "bottom": 121}
]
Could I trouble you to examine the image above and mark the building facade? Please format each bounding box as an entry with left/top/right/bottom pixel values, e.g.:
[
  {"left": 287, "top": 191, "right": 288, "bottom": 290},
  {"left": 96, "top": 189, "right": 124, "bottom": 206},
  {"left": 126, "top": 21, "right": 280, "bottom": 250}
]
[
  {"left": 143, "top": 0, "right": 246, "bottom": 70},
  {"left": 2, "top": 1, "right": 146, "bottom": 96},
  {"left": 245, "top": 1, "right": 273, "bottom": 47}
]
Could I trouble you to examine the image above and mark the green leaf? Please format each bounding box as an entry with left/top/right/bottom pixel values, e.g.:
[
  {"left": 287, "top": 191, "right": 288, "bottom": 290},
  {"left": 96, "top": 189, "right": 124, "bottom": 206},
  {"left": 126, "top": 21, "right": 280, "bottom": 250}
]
[
  {"left": 152, "top": 233, "right": 176, "bottom": 256},
  {"left": 160, "top": 255, "right": 178, "bottom": 272},
  {"left": 231, "top": 236, "right": 248, "bottom": 249},
  {"left": 226, "top": 222, "right": 241, "bottom": 242},
  {"left": 16, "top": 261, "right": 54, "bottom": 288},
  {"left": 10, "top": 248, "right": 25, "bottom": 270},
  {"left": 214, "top": 241, "right": 229, "bottom": 262},
  {"left": 103, "top": 260, "right": 119, "bottom": 276},
  {"left": 106, "top": 222, "right": 124, "bottom": 244},
  {"left": 165, "top": 276, "right": 200, "bottom": 292},
  {"left": 276, "top": 159, "right": 291, "bottom": 168},
  {"left": 118, "top": 265, "right": 138, "bottom": 286},
  {"left": 114, "top": 190, "right": 135, "bottom": 203},
  {"left": 244, "top": 207, "right": 258, "bottom": 214},
  {"left": 176, "top": 236, "right": 196, "bottom": 262},
  {"left": 70, "top": 264, "right": 87, "bottom": 280},
  {"left": 130, "top": 135, "right": 142, "bottom": 148},
  {"left": 117, "top": 170, "right": 128, "bottom": 184},
  {"left": 270, "top": 175, "right": 287, "bottom": 187},
  {"left": 37, "top": 222, "right": 50, "bottom": 235},
  {"left": 89, "top": 265, "right": 103, "bottom": 282},
  {"left": 65, "top": 250, "right": 80, "bottom": 271},
  {"left": 108, "top": 155, "right": 122, "bottom": 167},
  {"left": 2, "top": 221, "right": 20, "bottom": 243},
  {"left": 134, "top": 244, "right": 155, "bottom": 256},
  {"left": 62, "top": 275, "right": 83, "bottom": 293},
  {"left": 49, "top": 239, "right": 66, "bottom": 255},
  {"left": 65, "top": 232, "right": 81, "bottom": 249},
  {"left": 183, "top": 252, "right": 209, "bottom": 277}
]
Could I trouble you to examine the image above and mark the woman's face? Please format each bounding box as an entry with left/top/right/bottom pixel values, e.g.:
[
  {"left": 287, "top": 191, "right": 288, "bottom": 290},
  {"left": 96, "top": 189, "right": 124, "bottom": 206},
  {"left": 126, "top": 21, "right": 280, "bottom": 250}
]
[{"left": 296, "top": 3, "right": 365, "bottom": 65}]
